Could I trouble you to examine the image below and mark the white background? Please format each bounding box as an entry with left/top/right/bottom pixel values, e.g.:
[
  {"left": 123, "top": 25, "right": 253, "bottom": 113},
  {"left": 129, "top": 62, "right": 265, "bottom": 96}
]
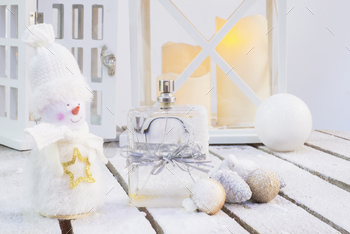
[{"left": 115, "top": 0, "right": 350, "bottom": 131}]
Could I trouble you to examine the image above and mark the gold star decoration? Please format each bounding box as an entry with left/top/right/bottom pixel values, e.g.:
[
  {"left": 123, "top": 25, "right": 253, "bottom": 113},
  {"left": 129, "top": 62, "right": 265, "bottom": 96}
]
[{"left": 62, "top": 147, "right": 95, "bottom": 189}]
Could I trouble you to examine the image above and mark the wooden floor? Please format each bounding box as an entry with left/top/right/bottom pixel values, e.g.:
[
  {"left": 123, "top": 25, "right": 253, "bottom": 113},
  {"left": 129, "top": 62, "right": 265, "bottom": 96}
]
[{"left": 1, "top": 130, "right": 350, "bottom": 234}]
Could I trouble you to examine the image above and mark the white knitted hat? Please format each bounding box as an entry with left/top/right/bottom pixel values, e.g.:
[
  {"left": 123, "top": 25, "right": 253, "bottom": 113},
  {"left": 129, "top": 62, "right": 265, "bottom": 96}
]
[{"left": 22, "top": 23, "right": 93, "bottom": 119}]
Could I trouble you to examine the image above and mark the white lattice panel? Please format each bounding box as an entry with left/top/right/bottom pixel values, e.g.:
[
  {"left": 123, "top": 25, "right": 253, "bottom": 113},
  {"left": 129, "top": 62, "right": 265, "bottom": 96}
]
[{"left": 0, "top": 0, "right": 36, "bottom": 150}]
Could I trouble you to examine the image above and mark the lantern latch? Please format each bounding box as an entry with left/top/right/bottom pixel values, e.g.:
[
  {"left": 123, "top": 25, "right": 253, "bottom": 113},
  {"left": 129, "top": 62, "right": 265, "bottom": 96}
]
[
  {"left": 29, "top": 12, "right": 44, "bottom": 26},
  {"left": 100, "top": 45, "right": 116, "bottom": 76}
]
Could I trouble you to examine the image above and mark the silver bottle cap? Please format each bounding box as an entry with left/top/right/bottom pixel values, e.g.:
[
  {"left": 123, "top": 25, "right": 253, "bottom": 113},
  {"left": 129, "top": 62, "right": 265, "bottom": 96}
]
[
  {"left": 158, "top": 80, "right": 176, "bottom": 108},
  {"left": 159, "top": 80, "right": 174, "bottom": 93}
]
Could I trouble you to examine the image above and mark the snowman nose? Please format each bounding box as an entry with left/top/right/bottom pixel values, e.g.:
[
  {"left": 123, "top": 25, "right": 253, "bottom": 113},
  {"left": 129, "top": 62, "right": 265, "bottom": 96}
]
[{"left": 72, "top": 106, "right": 80, "bottom": 115}]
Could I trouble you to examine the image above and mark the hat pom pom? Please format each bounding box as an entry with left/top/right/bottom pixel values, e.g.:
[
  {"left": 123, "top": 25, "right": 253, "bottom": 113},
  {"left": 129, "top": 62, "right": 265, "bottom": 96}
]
[{"left": 22, "top": 23, "right": 55, "bottom": 48}]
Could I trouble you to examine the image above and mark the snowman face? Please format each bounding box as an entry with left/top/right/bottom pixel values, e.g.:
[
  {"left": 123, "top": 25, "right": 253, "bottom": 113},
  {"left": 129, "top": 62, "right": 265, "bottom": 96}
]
[{"left": 41, "top": 99, "right": 86, "bottom": 130}]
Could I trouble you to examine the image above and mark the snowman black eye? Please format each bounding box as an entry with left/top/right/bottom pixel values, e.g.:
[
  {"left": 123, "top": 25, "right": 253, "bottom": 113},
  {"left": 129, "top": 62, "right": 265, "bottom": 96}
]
[
  {"left": 78, "top": 103, "right": 80, "bottom": 106},
  {"left": 67, "top": 104, "right": 70, "bottom": 106}
]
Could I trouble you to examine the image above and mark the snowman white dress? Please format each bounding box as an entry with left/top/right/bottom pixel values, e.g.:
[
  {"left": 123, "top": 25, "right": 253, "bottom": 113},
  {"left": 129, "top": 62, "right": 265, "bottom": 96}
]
[{"left": 22, "top": 24, "right": 108, "bottom": 218}]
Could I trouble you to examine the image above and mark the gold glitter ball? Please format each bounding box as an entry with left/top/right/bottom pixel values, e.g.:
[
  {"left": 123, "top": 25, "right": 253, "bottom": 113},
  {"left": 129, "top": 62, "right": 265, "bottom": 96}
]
[{"left": 246, "top": 168, "right": 280, "bottom": 203}]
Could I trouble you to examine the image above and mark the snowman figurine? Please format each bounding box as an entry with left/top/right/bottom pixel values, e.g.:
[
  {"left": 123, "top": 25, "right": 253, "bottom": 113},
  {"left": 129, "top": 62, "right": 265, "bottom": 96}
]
[{"left": 22, "top": 24, "right": 108, "bottom": 219}]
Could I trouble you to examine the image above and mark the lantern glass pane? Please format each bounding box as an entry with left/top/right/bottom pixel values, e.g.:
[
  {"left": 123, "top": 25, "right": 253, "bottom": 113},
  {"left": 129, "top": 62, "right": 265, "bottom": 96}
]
[
  {"left": 10, "top": 5, "right": 18, "bottom": 39},
  {"left": 10, "top": 87, "right": 18, "bottom": 120},
  {"left": 130, "top": 0, "right": 283, "bottom": 131},
  {"left": 170, "top": 0, "right": 244, "bottom": 41},
  {"left": 52, "top": 4, "right": 64, "bottom": 39},
  {"left": 92, "top": 5, "right": 103, "bottom": 40},
  {"left": 71, "top": 47, "right": 83, "bottom": 73},
  {"left": 0, "top": 45, "right": 6, "bottom": 78},
  {"left": 72, "top": 5, "right": 84, "bottom": 39},
  {"left": 90, "top": 90, "right": 102, "bottom": 125},
  {"left": 10, "top": 46, "right": 17, "bottom": 80},
  {"left": 0, "top": 6, "right": 6, "bottom": 38},
  {"left": 91, "top": 47, "right": 102, "bottom": 82},
  {"left": 0, "top": 85, "right": 5, "bottom": 117}
]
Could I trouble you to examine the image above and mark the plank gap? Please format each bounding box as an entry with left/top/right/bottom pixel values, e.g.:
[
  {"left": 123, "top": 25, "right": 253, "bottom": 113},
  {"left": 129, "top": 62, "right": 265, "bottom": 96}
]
[
  {"left": 278, "top": 192, "right": 349, "bottom": 234},
  {"left": 255, "top": 146, "right": 350, "bottom": 193},
  {"left": 106, "top": 161, "right": 129, "bottom": 194},
  {"left": 304, "top": 143, "right": 350, "bottom": 162},
  {"left": 221, "top": 206, "right": 260, "bottom": 234},
  {"left": 209, "top": 149, "right": 225, "bottom": 160},
  {"left": 105, "top": 160, "right": 165, "bottom": 234},
  {"left": 138, "top": 207, "right": 165, "bottom": 234},
  {"left": 58, "top": 219, "right": 74, "bottom": 234}
]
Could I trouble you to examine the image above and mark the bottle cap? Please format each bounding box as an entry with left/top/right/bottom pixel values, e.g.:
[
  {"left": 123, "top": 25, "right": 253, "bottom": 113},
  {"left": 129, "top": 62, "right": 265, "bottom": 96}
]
[
  {"left": 157, "top": 80, "right": 176, "bottom": 108},
  {"left": 159, "top": 80, "right": 174, "bottom": 93}
]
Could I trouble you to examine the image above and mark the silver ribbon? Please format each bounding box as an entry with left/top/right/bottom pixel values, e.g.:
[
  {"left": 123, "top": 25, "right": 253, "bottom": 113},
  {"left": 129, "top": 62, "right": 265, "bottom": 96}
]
[{"left": 122, "top": 142, "right": 213, "bottom": 175}]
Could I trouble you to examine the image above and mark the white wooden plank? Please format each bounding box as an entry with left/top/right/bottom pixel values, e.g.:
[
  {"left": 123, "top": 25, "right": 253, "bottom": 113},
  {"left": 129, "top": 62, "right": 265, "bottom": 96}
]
[
  {"left": 306, "top": 131, "right": 350, "bottom": 161},
  {"left": 317, "top": 129, "right": 350, "bottom": 141},
  {"left": 210, "top": 145, "right": 350, "bottom": 234},
  {"left": 0, "top": 144, "right": 155, "bottom": 234},
  {"left": 259, "top": 145, "right": 350, "bottom": 192},
  {"left": 225, "top": 196, "right": 340, "bottom": 234},
  {"left": 106, "top": 142, "right": 249, "bottom": 234},
  {"left": 147, "top": 207, "right": 247, "bottom": 234}
]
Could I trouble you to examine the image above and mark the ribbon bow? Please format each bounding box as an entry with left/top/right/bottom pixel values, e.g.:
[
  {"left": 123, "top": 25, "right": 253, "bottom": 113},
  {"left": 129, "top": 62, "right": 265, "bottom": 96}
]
[{"left": 123, "top": 142, "right": 213, "bottom": 175}]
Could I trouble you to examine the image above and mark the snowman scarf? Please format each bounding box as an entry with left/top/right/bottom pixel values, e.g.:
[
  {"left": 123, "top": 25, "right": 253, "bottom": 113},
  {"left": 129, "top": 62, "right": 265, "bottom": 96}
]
[{"left": 25, "top": 121, "right": 108, "bottom": 176}]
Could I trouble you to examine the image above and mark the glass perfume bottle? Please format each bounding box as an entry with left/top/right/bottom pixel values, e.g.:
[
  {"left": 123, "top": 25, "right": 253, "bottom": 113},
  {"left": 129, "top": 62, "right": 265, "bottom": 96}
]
[{"left": 126, "top": 80, "right": 210, "bottom": 207}]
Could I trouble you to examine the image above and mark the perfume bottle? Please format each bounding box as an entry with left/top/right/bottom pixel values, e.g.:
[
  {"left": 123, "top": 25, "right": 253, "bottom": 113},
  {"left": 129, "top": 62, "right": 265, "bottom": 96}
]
[{"left": 126, "top": 80, "right": 210, "bottom": 207}]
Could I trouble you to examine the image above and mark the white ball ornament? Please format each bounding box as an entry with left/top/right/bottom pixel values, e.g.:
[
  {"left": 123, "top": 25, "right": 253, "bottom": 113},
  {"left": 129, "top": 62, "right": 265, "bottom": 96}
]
[
  {"left": 187, "top": 178, "right": 226, "bottom": 215},
  {"left": 255, "top": 94, "right": 312, "bottom": 152}
]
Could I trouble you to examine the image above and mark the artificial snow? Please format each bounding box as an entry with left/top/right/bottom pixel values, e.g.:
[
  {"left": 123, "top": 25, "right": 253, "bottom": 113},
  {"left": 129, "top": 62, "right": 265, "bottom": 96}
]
[
  {"left": 231, "top": 159, "right": 260, "bottom": 181},
  {"left": 306, "top": 131, "right": 350, "bottom": 160},
  {"left": 226, "top": 197, "right": 339, "bottom": 234},
  {"left": 218, "top": 154, "right": 239, "bottom": 171},
  {"left": 317, "top": 130, "right": 350, "bottom": 141},
  {"left": 260, "top": 145, "right": 350, "bottom": 189},
  {"left": 182, "top": 198, "right": 197, "bottom": 212},
  {"left": 0, "top": 144, "right": 155, "bottom": 234},
  {"left": 210, "top": 145, "right": 350, "bottom": 232}
]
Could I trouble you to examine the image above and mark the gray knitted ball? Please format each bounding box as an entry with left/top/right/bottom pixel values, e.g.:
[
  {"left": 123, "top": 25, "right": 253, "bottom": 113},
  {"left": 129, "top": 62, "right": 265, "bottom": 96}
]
[{"left": 212, "top": 170, "right": 252, "bottom": 203}]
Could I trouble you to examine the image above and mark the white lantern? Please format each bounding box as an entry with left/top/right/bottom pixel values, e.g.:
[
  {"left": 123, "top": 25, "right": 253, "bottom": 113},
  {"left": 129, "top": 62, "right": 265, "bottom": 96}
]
[
  {"left": 129, "top": 0, "right": 287, "bottom": 144},
  {"left": 0, "top": 0, "right": 119, "bottom": 150}
]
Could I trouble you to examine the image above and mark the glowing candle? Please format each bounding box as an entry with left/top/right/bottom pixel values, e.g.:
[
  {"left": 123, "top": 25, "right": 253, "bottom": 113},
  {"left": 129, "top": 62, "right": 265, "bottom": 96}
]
[
  {"left": 216, "top": 15, "right": 270, "bottom": 127},
  {"left": 158, "top": 42, "right": 211, "bottom": 126}
]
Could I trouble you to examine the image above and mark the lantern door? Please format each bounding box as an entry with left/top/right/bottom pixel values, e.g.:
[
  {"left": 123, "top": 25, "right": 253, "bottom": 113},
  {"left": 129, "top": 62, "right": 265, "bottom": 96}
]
[
  {"left": 129, "top": 0, "right": 287, "bottom": 144},
  {"left": 38, "top": 0, "right": 118, "bottom": 139}
]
